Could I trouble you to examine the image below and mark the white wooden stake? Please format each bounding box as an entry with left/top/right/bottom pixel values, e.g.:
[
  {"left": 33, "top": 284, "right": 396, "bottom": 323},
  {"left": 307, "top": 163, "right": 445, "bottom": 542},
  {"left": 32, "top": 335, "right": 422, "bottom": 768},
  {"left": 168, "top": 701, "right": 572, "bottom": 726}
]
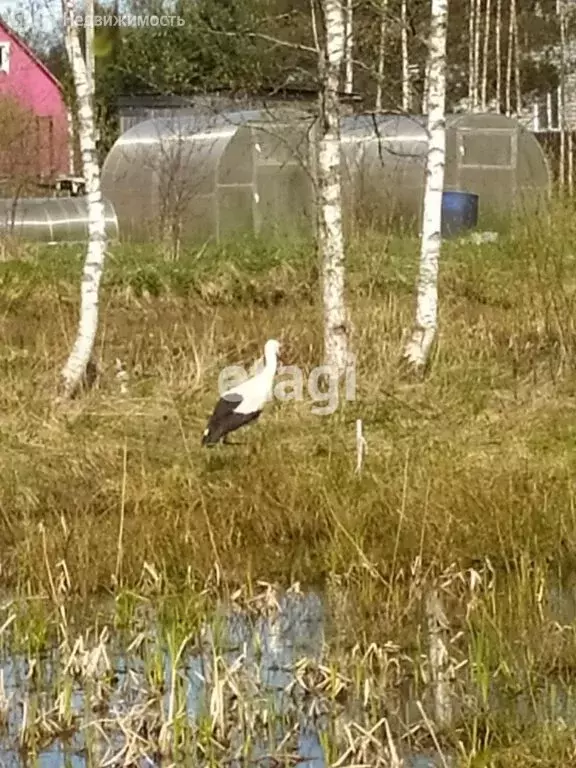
[
  {"left": 355, "top": 418, "right": 367, "bottom": 473},
  {"left": 426, "top": 588, "right": 453, "bottom": 728}
]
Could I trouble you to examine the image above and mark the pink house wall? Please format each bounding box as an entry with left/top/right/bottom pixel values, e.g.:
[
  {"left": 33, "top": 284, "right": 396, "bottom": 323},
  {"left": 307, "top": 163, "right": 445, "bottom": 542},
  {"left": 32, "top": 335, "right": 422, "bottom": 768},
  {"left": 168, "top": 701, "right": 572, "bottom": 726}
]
[{"left": 0, "top": 20, "right": 70, "bottom": 179}]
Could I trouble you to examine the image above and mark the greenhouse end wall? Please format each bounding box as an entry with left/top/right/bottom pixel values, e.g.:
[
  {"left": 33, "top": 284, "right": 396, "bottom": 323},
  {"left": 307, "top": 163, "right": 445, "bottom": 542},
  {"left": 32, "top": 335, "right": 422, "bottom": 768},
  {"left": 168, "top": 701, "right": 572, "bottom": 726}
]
[{"left": 341, "top": 112, "right": 550, "bottom": 234}]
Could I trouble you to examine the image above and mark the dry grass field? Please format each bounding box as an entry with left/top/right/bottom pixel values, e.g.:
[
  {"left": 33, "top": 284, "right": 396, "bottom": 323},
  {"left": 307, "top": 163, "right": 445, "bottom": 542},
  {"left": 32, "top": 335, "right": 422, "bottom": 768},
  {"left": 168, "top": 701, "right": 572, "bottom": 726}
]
[{"left": 1, "top": 206, "right": 576, "bottom": 763}]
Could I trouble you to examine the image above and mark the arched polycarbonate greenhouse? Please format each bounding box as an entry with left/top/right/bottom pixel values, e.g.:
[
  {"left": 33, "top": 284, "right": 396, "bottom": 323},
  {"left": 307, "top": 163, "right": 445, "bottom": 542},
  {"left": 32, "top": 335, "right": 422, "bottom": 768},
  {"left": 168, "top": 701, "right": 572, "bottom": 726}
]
[
  {"left": 101, "top": 109, "right": 551, "bottom": 242},
  {"left": 340, "top": 112, "right": 551, "bottom": 230},
  {"left": 0, "top": 196, "right": 119, "bottom": 243},
  {"left": 101, "top": 108, "right": 318, "bottom": 243}
]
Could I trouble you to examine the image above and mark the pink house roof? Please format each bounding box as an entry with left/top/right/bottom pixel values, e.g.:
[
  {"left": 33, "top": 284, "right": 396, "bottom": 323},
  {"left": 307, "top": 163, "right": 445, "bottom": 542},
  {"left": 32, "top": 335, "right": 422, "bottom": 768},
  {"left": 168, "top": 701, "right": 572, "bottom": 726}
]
[{"left": 0, "top": 17, "right": 65, "bottom": 92}]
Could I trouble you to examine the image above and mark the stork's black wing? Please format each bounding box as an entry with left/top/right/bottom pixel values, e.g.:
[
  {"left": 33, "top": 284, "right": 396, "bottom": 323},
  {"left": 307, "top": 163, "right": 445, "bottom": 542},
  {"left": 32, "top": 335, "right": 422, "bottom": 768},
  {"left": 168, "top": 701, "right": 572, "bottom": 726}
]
[{"left": 202, "top": 392, "right": 261, "bottom": 445}]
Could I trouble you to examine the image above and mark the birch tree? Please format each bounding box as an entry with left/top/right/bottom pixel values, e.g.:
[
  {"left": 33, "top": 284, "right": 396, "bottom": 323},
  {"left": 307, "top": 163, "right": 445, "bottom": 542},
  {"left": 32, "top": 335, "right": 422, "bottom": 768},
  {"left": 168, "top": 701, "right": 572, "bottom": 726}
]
[
  {"left": 375, "top": 0, "right": 388, "bottom": 110},
  {"left": 403, "top": 0, "right": 448, "bottom": 368},
  {"left": 512, "top": 0, "right": 520, "bottom": 115},
  {"left": 473, "top": 0, "right": 482, "bottom": 110},
  {"left": 495, "top": 0, "right": 502, "bottom": 110},
  {"left": 344, "top": 0, "right": 354, "bottom": 94},
  {"left": 468, "top": 0, "right": 477, "bottom": 110},
  {"left": 60, "top": 0, "right": 107, "bottom": 398},
  {"left": 558, "top": 0, "right": 567, "bottom": 193},
  {"left": 505, "top": 0, "right": 513, "bottom": 115},
  {"left": 317, "top": 0, "right": 349, "bottom": 375},
  {"left": 481, "top": 0, "right": 491, "bottom": 110},
  {"left": 401, "top": 0, "right": 411, "bottom": 111}
]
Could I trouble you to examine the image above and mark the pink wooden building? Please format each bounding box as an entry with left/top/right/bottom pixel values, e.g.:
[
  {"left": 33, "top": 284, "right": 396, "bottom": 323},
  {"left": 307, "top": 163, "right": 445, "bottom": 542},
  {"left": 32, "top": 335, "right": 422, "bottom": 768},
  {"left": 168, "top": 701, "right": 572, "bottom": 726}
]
[{"left": 0, "top": 18, "right": 70, "bottom": 183}]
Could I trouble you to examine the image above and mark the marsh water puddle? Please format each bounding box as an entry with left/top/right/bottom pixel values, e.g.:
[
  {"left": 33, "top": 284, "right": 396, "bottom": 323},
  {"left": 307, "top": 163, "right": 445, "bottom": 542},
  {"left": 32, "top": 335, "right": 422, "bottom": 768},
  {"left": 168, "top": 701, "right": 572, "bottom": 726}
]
[
  {"left": 1, "top": 577, "right": 575, "bottom": 767},
  {"left": 0, "top": 590, "right": 448, "bottom": 767}
]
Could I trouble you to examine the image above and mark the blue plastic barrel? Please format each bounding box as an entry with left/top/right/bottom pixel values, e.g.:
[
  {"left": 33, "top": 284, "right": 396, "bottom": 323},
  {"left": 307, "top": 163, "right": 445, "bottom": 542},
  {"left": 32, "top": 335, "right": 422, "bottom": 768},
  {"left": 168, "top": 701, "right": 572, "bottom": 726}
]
[{"left": 441, "top": 190, "right": 479, "bottom": 238}]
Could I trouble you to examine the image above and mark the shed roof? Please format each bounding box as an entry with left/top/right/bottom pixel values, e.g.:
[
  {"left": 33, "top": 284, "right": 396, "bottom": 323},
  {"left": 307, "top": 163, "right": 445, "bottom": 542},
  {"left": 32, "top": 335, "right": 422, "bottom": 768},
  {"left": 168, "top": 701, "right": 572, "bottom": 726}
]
[{"left": 117, "top": 85, "right": 364, "bottom": 111}]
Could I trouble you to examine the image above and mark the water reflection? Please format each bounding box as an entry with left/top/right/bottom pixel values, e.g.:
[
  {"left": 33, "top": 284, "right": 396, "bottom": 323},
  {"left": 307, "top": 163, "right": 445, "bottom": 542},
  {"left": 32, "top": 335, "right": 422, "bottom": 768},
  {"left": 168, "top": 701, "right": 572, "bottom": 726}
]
[
  {"left": 0, "top": 579, "right": 569, "bottom": 767},
  {"left": 0, "top": 591, "right": 329, "bottom": 766}
]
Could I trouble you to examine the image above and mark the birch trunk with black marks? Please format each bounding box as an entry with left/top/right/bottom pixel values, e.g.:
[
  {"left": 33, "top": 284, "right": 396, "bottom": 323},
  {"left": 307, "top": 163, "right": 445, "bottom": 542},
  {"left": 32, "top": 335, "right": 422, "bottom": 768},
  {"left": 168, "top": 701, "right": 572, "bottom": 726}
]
[
  {"left": 318, "top": 0, "right": 349, "bottom": 375},
  {"left": 344, "top": 0, "right": 354, "bottom": 94},
  {"left": 60, "top": 0, "right": 107, "bottom": 399},
  {"left": 403, "top": 0, "right": 448, "bottom": 368},
  {"left": 401, "top": 0, "right": 411, "bottom": 111},
  {"left": 375, "top": 0, "right": 388, "bottom": 111}
]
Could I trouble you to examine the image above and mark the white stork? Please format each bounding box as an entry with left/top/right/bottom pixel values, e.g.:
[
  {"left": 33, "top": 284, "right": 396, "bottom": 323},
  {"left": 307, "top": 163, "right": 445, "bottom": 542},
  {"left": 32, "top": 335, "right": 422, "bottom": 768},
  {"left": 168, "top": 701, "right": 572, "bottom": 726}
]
[{"left": 201, "top": 339, "right": 281, "bottom": 446}]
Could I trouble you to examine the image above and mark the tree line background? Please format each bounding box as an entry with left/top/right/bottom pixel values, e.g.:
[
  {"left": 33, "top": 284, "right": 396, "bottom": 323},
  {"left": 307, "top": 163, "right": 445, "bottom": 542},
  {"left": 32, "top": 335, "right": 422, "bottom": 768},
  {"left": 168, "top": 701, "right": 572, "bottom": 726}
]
[{"left": 4, "top": 0, "right": 572, "bottom": 161}]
